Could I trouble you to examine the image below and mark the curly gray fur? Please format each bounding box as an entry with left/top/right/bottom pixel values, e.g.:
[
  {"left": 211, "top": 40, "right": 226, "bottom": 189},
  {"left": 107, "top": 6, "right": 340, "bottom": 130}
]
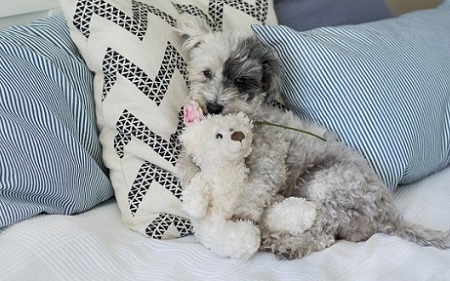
[{"left": 175, "top": 16, "right": 450, "bottom": 259}]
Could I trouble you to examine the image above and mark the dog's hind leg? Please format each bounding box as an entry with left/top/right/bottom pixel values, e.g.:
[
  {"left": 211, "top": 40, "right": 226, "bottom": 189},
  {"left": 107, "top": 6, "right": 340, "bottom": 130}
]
[
  {"left": 297, "top": 159, "right": 450, "bottom": 248},
  {"left": 293, "top": 158, "right": 390, "bottom": 242},
  {"left": 260, "top": 204, "right": 338, "bottom": 259},
  {"left": 260, "top": 231, "right": 334, "bottom": 260}
]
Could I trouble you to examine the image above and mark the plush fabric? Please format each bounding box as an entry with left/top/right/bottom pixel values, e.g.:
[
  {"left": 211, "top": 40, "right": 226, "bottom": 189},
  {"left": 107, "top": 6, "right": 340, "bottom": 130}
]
[
  {"left": 58, "top": 0, "right": 278, "bottom": 239},
  {"left": 274, "top": 0, "right": 393, "bottom": 31},
  {"left": 253, "top": 1, "right": 450, "bottom": 190},
  {"left": 0, "top": 16, "right": 114, "bottom": 228}
]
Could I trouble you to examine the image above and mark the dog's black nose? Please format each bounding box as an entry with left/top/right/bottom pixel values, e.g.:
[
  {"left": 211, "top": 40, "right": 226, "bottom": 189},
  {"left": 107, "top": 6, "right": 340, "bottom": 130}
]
[{"left": 206, "top": 102, "right": 224, "bottom": 114}]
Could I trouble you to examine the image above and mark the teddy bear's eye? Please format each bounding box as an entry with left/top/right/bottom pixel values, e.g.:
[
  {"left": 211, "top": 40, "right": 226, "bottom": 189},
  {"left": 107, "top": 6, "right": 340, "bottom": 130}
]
[{"left": 216, "top": 133, "right": 223, "bottom": 139}]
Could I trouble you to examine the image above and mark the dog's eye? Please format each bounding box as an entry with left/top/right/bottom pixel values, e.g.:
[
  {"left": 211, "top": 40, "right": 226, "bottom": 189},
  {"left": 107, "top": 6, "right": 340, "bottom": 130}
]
[
  {"left": 234, "top": 76, "right": 255, "bottom": 91},
  {"left": 203, "top": 70, "right": 213, "bottom": 79},
  {"left": 234, "top": 77, "right": 247, "bottom": 87},
  {"left": 216, "top": 133, "right": 223, "bottom": 139}
]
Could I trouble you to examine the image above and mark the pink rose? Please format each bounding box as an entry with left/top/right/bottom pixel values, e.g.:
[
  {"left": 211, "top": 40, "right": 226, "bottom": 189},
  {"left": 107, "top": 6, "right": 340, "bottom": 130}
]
[{"left": 183, "top": 100, "right": 204, "bottom": 125}]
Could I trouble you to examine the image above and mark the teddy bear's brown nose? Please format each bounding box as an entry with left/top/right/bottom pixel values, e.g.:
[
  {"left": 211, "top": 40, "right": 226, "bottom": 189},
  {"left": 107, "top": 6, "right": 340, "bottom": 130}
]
[{"left": 231, "top": 131, "right": 245, "bottom": 142}]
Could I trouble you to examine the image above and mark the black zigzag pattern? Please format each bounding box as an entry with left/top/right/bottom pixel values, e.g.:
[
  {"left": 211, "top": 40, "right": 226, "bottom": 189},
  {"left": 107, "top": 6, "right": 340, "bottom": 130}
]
[
  {"left": 73, "top": 0, "right": 270, "bottom": 37},
  {"left": 173, "top": 0, "right": 270, "bottom": 32},
  {"left": 73, "top": 0, "right": 176, "bottom": 39},
  {"left": 128, "top": 161, "right": 183, "bottom": 216},
  {"left": 146, "top": 213, "right": 193, "bottom": 239},
  {"left": 209, "top": 0, "right": 269, "bottom": 31},
  {"left": 102, "top": 45, "right": 189, "bottom": 102},
  {"left": 114, "top": 109, "right": 183, "bottom": 164},
  {"left": 116, "top": 109, "right": 185, "bottom": 217},
  {"left": 172, "top": 4, "right": 216, "bottom": 30}
]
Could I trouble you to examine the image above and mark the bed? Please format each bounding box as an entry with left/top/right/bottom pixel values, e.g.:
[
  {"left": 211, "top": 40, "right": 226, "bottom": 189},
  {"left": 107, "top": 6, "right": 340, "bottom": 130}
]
[{"left": 1, "top": 0, "right": 450, "bottom": 280}]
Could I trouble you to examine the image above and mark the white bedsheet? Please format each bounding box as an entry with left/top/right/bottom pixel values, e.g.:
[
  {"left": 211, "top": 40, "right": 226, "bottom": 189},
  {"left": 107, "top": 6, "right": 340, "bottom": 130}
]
[{"left": 2, "top": 166, "right": 450, "bottom": 281}]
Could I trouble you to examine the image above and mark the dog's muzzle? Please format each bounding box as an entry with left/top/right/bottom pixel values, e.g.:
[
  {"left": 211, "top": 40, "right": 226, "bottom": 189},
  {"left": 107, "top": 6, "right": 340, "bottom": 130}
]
[{"left": 206, "top": 102, "right": 224, "bottom": 114}]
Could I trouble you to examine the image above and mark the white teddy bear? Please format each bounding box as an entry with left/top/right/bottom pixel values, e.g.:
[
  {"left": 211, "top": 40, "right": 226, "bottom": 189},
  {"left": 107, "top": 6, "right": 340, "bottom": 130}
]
[
  {"left": 179, "top": 110, "right": 322, "bottom": 259},
  {"left": 179, "top": 112, "right": 260, "bottom": 259}
]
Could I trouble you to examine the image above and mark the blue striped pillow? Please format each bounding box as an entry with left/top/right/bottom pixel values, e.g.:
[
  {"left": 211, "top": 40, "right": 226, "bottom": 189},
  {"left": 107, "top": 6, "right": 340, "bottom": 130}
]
[
  {"left": 0, "top": 16, "right": 113, "bottom": 228},
  {"left": 253, "top": 2, "right": 450, "bottom": 190}
]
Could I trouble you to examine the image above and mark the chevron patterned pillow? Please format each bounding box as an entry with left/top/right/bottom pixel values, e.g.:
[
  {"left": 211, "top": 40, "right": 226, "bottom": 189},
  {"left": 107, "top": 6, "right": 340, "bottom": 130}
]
[{"left": 58, "top": 0, "right": 277, "bottom": 239}]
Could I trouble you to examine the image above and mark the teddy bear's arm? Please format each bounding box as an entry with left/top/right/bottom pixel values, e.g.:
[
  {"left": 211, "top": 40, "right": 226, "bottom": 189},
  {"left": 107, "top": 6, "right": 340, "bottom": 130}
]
[
  {"left": 181, "top": 175, "right": 210, "bottom": 219},
  {"left": 177, "top": 148, "right": 200, "bottom": 188}
]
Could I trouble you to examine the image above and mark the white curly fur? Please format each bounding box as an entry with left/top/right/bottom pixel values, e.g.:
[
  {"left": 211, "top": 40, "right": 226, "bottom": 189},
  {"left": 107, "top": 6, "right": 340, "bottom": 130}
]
[
  {"left": 179, "top": 113, "right": 260, "bottom": 259},
  {"left": 175, "top": 16, "right": 450, "bottom": 259},
  {"left": 262, "top": 197, "right": 318, "bottom": 236}
]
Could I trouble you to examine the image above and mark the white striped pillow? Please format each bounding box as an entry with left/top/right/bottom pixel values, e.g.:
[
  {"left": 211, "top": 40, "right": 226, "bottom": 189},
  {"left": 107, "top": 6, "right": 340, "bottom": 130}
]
[
  {"left": 0, "top": 16, "right": 114, "bottom": 228},
  {"left": 253, "top": 2, "right": 450, "bottom": 190}
]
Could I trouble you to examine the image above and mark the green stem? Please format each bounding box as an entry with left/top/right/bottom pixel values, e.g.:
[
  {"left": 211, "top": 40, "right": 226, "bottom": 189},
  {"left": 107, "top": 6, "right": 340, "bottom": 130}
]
[{"left": 254, "top": 120, "right": 326, "bottom": 142}]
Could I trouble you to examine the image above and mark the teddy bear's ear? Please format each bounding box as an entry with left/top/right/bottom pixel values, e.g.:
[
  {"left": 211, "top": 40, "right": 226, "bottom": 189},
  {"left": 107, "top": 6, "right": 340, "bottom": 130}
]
[
  {"left": 236, "top": 112, "right": 253, "bottom": 131},
  {"left": 175, "top": 15, "right": 212, "bottom": 55}
]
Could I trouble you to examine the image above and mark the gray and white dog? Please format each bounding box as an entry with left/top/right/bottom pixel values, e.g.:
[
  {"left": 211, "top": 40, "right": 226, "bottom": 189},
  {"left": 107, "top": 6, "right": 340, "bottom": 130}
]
[{"left": 175, "top": 17, "right": 450, "bottom": 259}]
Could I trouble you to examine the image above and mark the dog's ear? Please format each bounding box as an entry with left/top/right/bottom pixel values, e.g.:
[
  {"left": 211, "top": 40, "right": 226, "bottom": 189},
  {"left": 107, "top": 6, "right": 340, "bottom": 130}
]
[
  {"left": 175, "top": 15, "right": 213, "bottom": 54},
  {"left": 261, "top": 46, "right": 284, "bottom": 103}
]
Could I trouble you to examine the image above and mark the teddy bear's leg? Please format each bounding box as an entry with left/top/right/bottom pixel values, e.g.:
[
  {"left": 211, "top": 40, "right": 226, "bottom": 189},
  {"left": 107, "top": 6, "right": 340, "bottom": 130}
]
[
  {"left": 195, "top": 218, "right": 261, "bottom": 259},
  {"left": 261, "top": 197, "right": 317, "bottom": 236}
]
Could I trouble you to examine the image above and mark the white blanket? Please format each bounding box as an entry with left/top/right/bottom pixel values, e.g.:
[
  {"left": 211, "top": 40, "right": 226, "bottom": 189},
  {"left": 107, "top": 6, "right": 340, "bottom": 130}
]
[{"left": 2, "top": 166, "right": 450, "bottom": 281}]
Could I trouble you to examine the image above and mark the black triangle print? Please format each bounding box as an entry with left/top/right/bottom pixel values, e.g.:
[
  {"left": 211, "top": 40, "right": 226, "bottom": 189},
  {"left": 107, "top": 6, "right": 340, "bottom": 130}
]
[
  {"left": 73, "top": 0, "right": 270, "bottom": 38},
  {"left": 128, "top": 161, "right": 183, "bottom": 216},
  {"left": 101, "top": 44, "right": 188, "bottom": 102},
  {"left": 114, "top": 109, "right": 184, "bottom": 163},
  {"left": 174, "top": 0, "right": 270, "bottom": 32},
  {"left": 145, "top": 213, "right": 193, "bottom": 239},
  {"left": 73, "top": 0, "right": 177, "bottom": 39}
]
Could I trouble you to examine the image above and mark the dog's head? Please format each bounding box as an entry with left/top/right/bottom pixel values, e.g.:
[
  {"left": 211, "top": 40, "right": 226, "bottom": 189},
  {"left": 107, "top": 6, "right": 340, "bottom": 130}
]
[{"left": 176, "top": 16, "right": 283, "bottom": 116}]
